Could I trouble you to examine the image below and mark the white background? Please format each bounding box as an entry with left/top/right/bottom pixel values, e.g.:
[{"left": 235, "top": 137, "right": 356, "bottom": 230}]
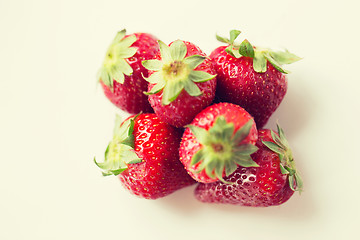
[{"left": 1, "top": 0, "right": 359, "bottom": 239}]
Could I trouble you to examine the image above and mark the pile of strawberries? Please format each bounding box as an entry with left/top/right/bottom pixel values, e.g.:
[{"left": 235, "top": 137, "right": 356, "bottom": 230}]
[{"left": 94, "top": 29, "right": 303, "bottom": 207}]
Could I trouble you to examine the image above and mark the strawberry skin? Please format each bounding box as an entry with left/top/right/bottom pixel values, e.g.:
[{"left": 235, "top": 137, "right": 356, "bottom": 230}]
[
  {"left": 210, "top": 30, "right": 300, "bottom": 129},
  {"left": 194, "top": 128, "right": 302, "bottom": 207},
  {"left": 95, "top": 114, "right": 195, "bottom": 199},
  {"left": 143, "top": 40, "right": 217, "bottom": 127},
  {"left": 99, "top": 30, "right": 159, "bottom": 114},
  {"left": 210, "top": 46, "right": 287, "bottom": 129},
  {"left": 120, "top": 114, "right": 195, "bottom": 198},
  {"left": 179, "top": 102, "right": 258, "bottom": 183}
]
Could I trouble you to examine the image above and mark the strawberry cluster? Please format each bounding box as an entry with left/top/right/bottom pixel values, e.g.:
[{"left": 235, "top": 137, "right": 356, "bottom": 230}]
[{"left": 95, "top": 29, "right": 303, "bottom": 207}]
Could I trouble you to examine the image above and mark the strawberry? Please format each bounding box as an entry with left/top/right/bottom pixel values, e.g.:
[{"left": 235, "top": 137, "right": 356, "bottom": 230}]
[
  {"left": 142, "top": 40, "right": 217, "bottom": 127},
  {"left": 179, "top": 102, "right": 258, "bottom": 183},
  {"left": 194, "top": 125, "right": 303, "bottom": 207},
  {"left": 97, "top": 29, "right": 159, "bottom": 114},
  {"left": 94, "top": 113, "right": 195, "bottom": 199},
  {"left": 210, "top": 30, "right": 301, "bottom": 128}
]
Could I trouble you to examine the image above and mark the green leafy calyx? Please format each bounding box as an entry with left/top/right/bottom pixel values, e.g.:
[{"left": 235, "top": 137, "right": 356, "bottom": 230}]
[
  {"left": 94, "top": 114, "right": 142, "bottom": 176},
  {"left": 142, "top": 40, "right": 216, "bottom": 105},
  {"left": 216, "top": 30, "right": 301, "bottom": 73},
  {"left": 188, "top": 117, "right": 258, "bottom": 183},
  {"left": 262, "top": 124, "right": 303, "bottom": 192},
  {"left": 97, "top": 29, "right": 137, "bottom": 88}
]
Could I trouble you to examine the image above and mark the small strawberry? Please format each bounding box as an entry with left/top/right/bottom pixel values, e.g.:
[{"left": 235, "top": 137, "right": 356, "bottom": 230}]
[
  {"left": 194, "top": 125, "right": 303, "bottom": 207},
  {"left": 97, "top": 29, "right": 159, "bottom": 114},
  {"left": 94, "top": 113, "right": 195, "bottom": 199},
  {"left": 142, "top": 40, "right": 217, "bottom": 127},
  {"left": 179, "top": 102, "right": 258, "bottom": 183},
  {"left": 210, "top": 30, "right": 301, "bottom": 128}
]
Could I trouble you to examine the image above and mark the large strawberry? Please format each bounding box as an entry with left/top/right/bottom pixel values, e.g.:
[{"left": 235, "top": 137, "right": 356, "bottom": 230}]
[
  {"left": 94, "top": 113, "right": 195, "bottom": 199},
  {"left": 210, "top": 30, "right": 301, "bottom": 128},
  {"left": 194, "top": 125, "right": 303, "bottom": 207},
  {"left": 142, "top": 40, "right": 217, "bottom": 127},
  {"left": 179, "top": 102, "right": 258, "bottom": 183},
  {"left": 97, "top": 29, "right": 159, "bottom": 114}
]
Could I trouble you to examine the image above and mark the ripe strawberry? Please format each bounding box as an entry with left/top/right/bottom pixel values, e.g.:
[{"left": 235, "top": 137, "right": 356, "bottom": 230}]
[
  {"left": 94, "top": 113, "right": 195, "bottom": 199},
  {"left": 210, "top": 30, "right": 301, "bottom": 128},
  {"left": 142, "top": 40, "right": 217, "bottom": 127},
  {"left": 179, "top": 102, "right": 258, "bottom": 183},
  {"left": 194, "top": 125, "right": 303, "bottom": 207},
  {"left": 97, "top": 29, "right": 159, "bottom": 114}
]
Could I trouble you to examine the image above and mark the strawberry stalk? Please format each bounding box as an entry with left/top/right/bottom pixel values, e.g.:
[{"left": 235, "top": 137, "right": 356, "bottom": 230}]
[
  {"left": 216, "top": 29, "right": 302, "bottom": 74},
  {"left": 142, "top": 40, "right": 216, "bottom": 105},
  {"left": 187, "top": 117, "right": 258, "bottom": 183},
  {"left": 94, "top": 115, "right": 141, "bottom": 176},
  {"left": 97, "top": 29, "right": 138, "bottom": 88},
  {"left": 262, "top": 124, "right": 303, "bottom": 192}
]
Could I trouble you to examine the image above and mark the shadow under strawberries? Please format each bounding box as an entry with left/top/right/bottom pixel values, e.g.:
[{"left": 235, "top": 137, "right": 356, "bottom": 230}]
[{"left": 264, "top": 73, "right": 316, "bottom": 139}]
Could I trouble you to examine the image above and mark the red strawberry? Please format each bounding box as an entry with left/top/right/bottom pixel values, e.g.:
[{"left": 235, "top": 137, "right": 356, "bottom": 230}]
[
  {"left": 210, "top": 30, "right": 301, "bottom": 128},
  {"left": 194, "top": 125, "right": 303, "bottom": 207},
  {"left": 94, "top": 113, "right": 195, "bottom": 199},
  {"left": 142, "top": 40, "right": 217, "bottom": 127},
  {"left": 97, "top": 29, "right": 159, "bottom": 114},
  {"left": 179, "top": 102, "right": 258, "bottom": 183}
]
